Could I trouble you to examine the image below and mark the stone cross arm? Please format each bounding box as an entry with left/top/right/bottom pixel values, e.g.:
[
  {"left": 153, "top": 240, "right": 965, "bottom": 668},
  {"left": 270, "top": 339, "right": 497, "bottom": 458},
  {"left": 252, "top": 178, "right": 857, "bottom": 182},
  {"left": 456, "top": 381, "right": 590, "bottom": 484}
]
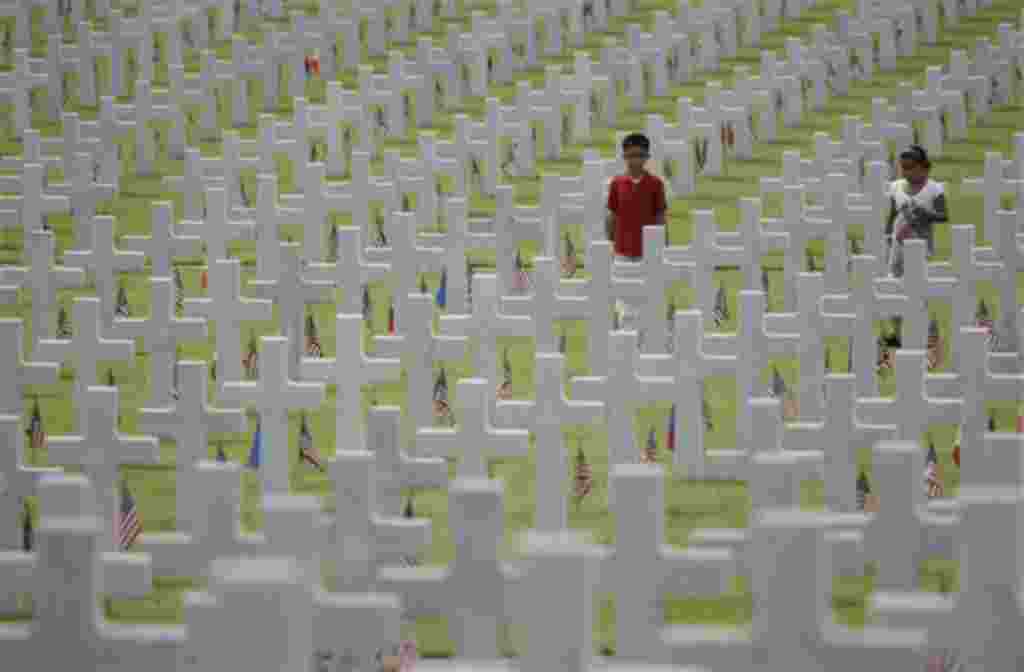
[{"left": 601, "top": 545, "right": 735, "bottom": 598}]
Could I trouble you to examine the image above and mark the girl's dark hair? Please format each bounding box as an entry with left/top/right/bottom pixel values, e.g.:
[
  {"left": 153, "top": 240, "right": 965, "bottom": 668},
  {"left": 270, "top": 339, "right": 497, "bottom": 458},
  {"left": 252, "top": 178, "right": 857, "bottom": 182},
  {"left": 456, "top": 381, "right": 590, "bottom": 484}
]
[
  {"left": 622, "top": 133, "right": 651, "bottom": 154},
  {"left": 899, "top": 144, "right": 930, "bottom": 167}
]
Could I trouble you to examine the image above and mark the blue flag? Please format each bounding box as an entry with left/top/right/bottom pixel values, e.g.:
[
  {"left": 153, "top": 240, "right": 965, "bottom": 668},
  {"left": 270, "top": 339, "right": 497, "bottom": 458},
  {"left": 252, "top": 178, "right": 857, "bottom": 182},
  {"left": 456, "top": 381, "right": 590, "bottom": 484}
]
[{"left": 247, "top": 422, "right": 261, "bottom": 470}]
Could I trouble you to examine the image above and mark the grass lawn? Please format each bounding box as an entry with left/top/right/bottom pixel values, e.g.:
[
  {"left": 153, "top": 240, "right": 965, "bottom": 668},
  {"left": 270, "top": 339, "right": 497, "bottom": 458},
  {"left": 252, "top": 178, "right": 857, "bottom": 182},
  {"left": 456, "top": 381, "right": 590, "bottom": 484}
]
[{"left": 0, "top": 0, "right": 1022, "bottom": 657}]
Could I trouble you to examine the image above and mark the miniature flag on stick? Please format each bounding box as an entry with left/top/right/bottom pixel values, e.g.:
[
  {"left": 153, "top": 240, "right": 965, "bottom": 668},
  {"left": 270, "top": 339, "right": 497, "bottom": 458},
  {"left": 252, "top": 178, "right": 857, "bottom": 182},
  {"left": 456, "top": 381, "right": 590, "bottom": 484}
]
[
  {"left": 57, "top": 305, "right": 71, "bottom": 338},
  {"left": 573, "top": 441, "right": 593, "bottom": 504},
  {"left": 298, "top": 413, "right": 325, "bottom": 471},
  {"left": 362, "top": 285, "right": 372, "bottom": 322},
  {"left": 712, "top": 283, "right": 729, "bottom": 327},
  {"left": 171, "top": 349, "right": 180, "bottom": 400},
  {"left": 701, "top": 382, "right": 713, "bottom": 431},
  {"left": 641, "top": 426, "right": 658, "bottom": 464},
  {"left": 115, "top": 284, "right": 130, "bottom": 317},
  {"left": 927, "top": 316, "right": 943, "bottom": 371},
  {"left": 27, "top": 397, "right": 46, "bottom": 452},
  {"left": 305, "top": 313, "right": 323, "bottom": 357},
  {"left": 244, "top": 330, "right": 259, "bottom": 379},
  {"left": 21, "top": 499, "right": 32, "bottom": 551},
  {"left": 770, "top": 366, "right": 798, "bottom": 420},
  {"left": 433, "top": 368, "right": 454, "bottom": 426},
  {"left": 216, "top": 443, "right": 228, "bottom": 463},
  {"left": 173, "top": 267, "right": 185, "bottom": 315},
  {"left": 116, "top": 480, "right": 143, "bottom": 550},
  {"left": 561, "top": 232, "right": 578, "bottom": 278},
  {"left": 952, "top": 424, "right": 961, "bottom": 467},
  {"left": 976, "top": 298, "right": 997, "bottom": 349},
  {"left": 512, "top": 249, "right": 530, "bottom": 294},
  {"left": 924, "top": 440, "right": 944, "bottom": 499},
  {"left": 387, "top": 301, "right": 396, "bottom": 335},
  {"left": 419, "top": 274, "right": 428, "bottom": 295},
  {"left": 856, "top": 470, "right": 871, "bottom": 511},
  {"left": 328, "top": 223, "right": 339, "bottom": 262},
  {"left": 497, "top": 348, "right": 513, "bottom": 400}
]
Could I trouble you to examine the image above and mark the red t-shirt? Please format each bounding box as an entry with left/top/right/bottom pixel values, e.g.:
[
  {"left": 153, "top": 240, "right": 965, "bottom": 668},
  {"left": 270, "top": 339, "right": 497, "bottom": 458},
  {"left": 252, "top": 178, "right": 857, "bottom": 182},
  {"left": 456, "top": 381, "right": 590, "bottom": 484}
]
[{"left": 606, "top": 172, "right": 666, "bottom": 258}]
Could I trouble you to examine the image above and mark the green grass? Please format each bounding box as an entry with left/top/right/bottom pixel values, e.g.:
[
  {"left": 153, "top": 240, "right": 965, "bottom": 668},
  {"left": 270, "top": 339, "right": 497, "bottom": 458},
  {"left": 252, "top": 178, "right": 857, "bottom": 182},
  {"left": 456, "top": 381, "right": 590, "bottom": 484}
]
[{"left": 1, "top": 0, "right": 1022, "bottom": 657}]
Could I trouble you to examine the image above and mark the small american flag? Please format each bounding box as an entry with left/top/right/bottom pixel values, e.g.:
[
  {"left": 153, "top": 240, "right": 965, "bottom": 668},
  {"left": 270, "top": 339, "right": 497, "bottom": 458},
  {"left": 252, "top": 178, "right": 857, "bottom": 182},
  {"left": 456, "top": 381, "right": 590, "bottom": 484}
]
[
  {"left": 466, "top": 259, "right": 474, "bottom": 310},
  {"left": 298, "top": 414, "right": 325, "bottom": 471},
  {"left": 328, "top": 223, "right": 339, "bottom": 262},
  {"left": 641, "top": 426, "right": 658, "bottom": 464},
  {"left": 305, "top": 313, "right": 323, "bottom": 357},
  {"left": 171, "top": 350, "right": 180, "bottom": 400},
  {"left": 770, "top": 367, "right": 798, "bottom": 420},
  {"left": 56, "top": 305, "right": 72, "bottom": 338},
  {"left": 806, "top": 247, "right": 817, "bottom": 272},
  {"left": 374, "top": 212, "right": 389, "bottom": 247},
  {"left": 497, "top": 348, "right": 513, "bottom": 400},
  {"left": 561, "top": 232, "right": 578, "bottom": 278},
  {"left": 398, "top": 640, "right": 418, "bottom": 671},
  {"left": 924, "top": 441, "right": 944, "bottom": 499},
  {"left": 22, "top": 499, "right": 32, "bottom": 552},
  {"left": 387, "top": 302, "right": 396, "bottom": 335},
  {"left": 712, "top": 284, "right": 729, "bottom": 327},
  {"left": 573, "top": 442, "right": 593, "bottom": 503},
  {"left": 701, "top": 382, "right": 713, "bottom": 431},
  {"left": 361, "top": 284, "right": 372, "bottom": 323},
  {"left": 856, "top": 471, "right": 871, "bottom": 511},
  {"left": 115, "top": 284, "right": 130, "bottom": 318},
  {"left": 433, "top": 368, "right": 454, "bottom": 426},
  {"left": 173, "top": 267, "right": 185, "bottom": 315},
  {"left": 925, "top": 648, "right": 964, "bottom": 671},
  {"left": 976, "top": 299, "right": 997, "bottom": 348},
  {"left": 512, "top": 249, "right": 530, "bottom": 294},
  {"left": 243, "top": 331, "right": 259, "bottom": 379},
  {"left": 27, "top": 397, "right": 46, "bottom": 451},
  {"left": 116, "top": 481, "right": 143, "bottom": 550},
  {"left": 927, "top": 317, "right": 943, "bottom": 371}
]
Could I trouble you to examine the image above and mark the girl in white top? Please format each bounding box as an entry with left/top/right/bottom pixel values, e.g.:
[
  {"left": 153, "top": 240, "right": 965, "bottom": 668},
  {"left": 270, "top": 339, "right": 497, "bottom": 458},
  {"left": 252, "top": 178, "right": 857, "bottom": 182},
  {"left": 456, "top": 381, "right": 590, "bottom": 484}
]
[{"left": 885, "top": 145, "right": 948, "bottom": 277}]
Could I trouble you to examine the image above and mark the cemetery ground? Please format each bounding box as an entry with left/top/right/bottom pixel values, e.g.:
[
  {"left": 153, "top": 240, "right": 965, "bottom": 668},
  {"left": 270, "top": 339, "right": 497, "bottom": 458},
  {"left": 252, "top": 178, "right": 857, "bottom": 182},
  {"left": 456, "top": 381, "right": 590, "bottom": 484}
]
[{"left": 0, "top": 0, "right": 1022, "bottom": 658}]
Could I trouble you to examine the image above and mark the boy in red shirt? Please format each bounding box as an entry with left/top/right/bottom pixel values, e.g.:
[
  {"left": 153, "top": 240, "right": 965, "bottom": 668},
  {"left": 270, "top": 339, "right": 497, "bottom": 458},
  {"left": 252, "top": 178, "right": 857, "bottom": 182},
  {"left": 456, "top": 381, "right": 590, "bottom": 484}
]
[
  {"left": 605, "top": 133, "right": 667, "bottom": 260},
  {"left": 606, "top": 133, "right": 667, "bottom": 327}
]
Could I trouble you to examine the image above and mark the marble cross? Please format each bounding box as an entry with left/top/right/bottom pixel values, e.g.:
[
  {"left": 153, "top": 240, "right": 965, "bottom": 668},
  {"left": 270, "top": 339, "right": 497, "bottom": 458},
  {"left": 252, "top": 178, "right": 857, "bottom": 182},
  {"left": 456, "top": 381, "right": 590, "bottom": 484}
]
[
  {"left": 184, "top": 258, "right": 273, "bottom": 386},
  {"left": 35, "top": 297, "right": 134, "bottom": 394},
  {"left": 46, "top": 386, "right": 159, "bottom": 551},
  {"left": 300, "top": 313, "right": 401, "bottom": 451},
  {"left": 493, "top": 353, "right": 603, "bottom": 531},
  {"left": 416, "top": 377, "right": 529, "bottom": 478},
  {"left": 219, "top": 336, "right": 325, "bottom": 496},
  {"left": 138, "top": 360, "right": 247, "bottom": 533},
  {"left": 63, "top": 215, "right": 146, "bottom": 329},
  {"left": 121, "top": 201, "right": 203, "bottom": 277},
  {"left": 0, "top": 319, "right": 58, "bottom": 415},
  {"left": 110, "top": 276, "right": 206, "bottom": 408},
  {"left": 0, "top": 474, "right": 184, "bottom": 670}
]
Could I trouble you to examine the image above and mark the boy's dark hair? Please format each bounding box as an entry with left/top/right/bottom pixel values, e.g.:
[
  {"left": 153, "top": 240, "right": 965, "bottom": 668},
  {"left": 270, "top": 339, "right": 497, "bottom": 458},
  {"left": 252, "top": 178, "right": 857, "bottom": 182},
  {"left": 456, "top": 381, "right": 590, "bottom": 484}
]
[
  {"left": 622, "top": 133, "right": 651, "bottom": 155},
  {"left": 899, "top": 144, "right": 930, "bottom": 167}
]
